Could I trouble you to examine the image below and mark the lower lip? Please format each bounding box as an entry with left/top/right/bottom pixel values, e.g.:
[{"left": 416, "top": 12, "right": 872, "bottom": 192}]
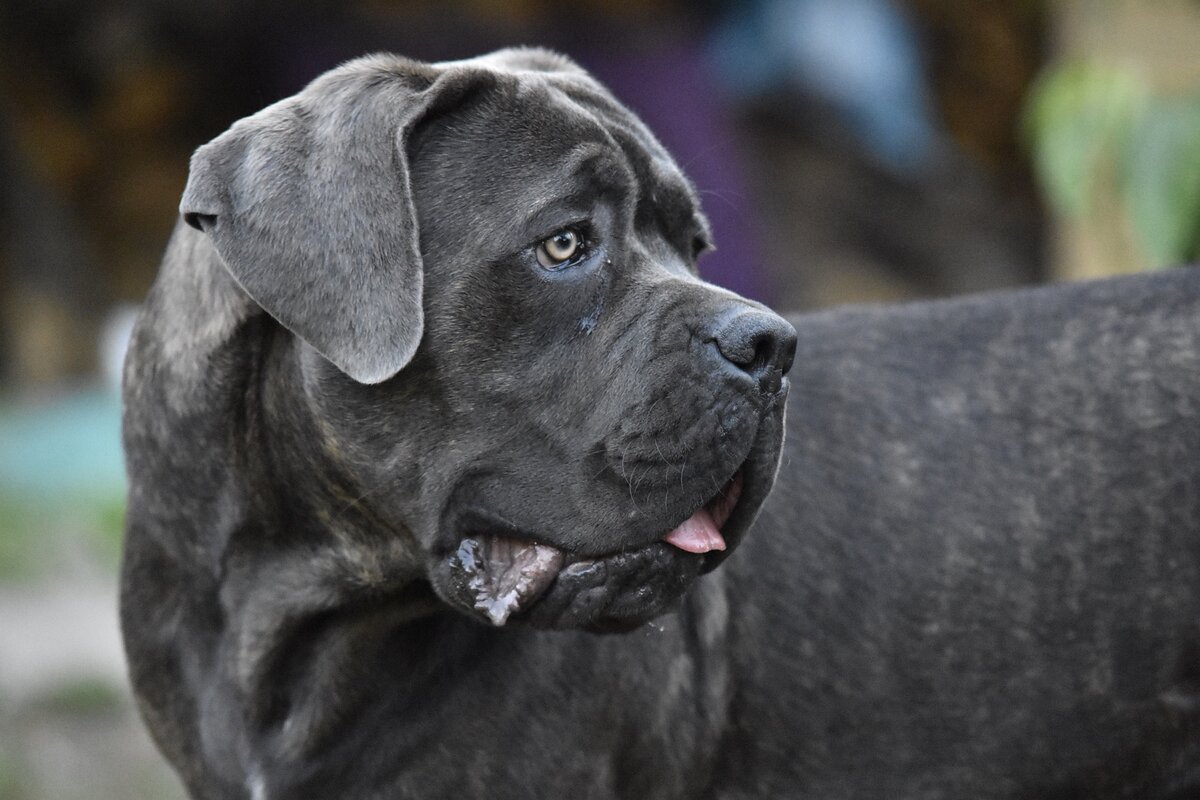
[{"left": 709, "top": 469, "right": 743, "bottom": 529}]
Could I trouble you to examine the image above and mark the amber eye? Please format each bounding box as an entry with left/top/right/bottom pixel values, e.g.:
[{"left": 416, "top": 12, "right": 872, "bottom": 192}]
[{"left": 536, "top": 229, "right": 582, "bottom": 268}]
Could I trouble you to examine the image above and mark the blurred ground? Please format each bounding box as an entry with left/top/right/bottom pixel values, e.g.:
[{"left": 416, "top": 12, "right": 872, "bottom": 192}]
[
  {"left": 0, "top": 390, "right": 185, "bottom": 799},
  {"left": 0, "top": 577, "right": 185, "bottom": 800}
]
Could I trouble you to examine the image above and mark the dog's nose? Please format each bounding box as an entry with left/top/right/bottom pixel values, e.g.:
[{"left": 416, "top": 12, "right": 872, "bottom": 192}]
[{"left": 712, "top": 309, "right": 797, "bottom": 395}]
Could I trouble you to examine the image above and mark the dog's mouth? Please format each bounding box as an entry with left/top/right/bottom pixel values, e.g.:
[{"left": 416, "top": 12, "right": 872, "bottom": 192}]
[{"left": 437, "top": 471, "right": 743, "bottom": 630}]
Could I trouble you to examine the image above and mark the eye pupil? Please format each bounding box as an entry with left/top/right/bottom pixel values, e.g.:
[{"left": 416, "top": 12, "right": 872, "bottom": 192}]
[
  {"left": 549, "top": 231, "right": 576, "bottom": 259},
  {"left": 537, "top": 229, "right": 582, "bottom": 267}
]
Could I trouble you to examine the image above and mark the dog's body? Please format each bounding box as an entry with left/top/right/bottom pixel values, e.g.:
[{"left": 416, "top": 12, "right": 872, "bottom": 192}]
[
  {"left": 122, "top": 49, "right": 1200, "bottom": 799},
  {"left": 738, "top": 272, "right": 1200, "bottom": 799}
]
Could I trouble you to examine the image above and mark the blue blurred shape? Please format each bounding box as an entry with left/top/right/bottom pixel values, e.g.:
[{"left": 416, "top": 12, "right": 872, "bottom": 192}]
[
  {"left": 0, "top": 389, "right": 125, "bottom": 500},
  {"left": 710, "top": 0, "right": 938, "bottom": 172}
]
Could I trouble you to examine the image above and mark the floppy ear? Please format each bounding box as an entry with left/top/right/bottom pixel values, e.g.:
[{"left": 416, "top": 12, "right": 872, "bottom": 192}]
[{"left": 181, "top": 57, "right": 477, "bottom": 384}]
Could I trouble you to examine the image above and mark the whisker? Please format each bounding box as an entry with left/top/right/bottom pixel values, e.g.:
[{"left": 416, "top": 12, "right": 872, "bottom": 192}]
[{"left": 652, "top": 436, "right": 670, "bottom": 468}]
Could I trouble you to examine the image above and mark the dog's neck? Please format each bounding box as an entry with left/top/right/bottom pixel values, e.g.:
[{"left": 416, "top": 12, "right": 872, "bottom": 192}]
[
  {"left": 147, "top": 226, "right": 456, "bottom": 766},
  {"left": 216, "top": 324, "right": 437, "bottom": 681}
]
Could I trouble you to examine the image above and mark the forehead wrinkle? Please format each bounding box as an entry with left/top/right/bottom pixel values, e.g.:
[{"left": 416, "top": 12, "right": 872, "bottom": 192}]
[
  {"left": 554, "top": 79, "right": 674, "bottom": 162},
  {"left": 602, "top": 123, "right": 709, "bottom": 250},
  {"left": 493, "top": 80, "right": 639, "bottom": 227},
  {"left": 536, "top": 78, "right": 707, "bottom": 246},
  {"left": 417, "top": 68, "right": 698, "bottom": 253},
  {"left": 446, "top": 72, "right": 653, "bottom": 218},
  {"left": 521, "top": 140, "right": 636, "bottom": 222}
]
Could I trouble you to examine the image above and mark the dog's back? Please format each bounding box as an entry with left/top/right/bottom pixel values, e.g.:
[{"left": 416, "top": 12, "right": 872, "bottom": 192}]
[{"left": 721, "top": 267, "right": 1200, "bottom": 798}]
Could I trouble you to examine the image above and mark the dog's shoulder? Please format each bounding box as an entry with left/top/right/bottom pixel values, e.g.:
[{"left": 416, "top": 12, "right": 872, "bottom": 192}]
[
  {"left": 122, "top": 220, "right": 266, "bottom": 567},
  {"left": 124, "top": 220, "right": 261, "bottom": 412}
]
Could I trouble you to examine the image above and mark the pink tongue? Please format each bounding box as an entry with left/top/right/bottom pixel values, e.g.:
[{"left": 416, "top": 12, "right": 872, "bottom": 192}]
[{"left": 662, "top": 507, "right": 727, "bottom": 554}]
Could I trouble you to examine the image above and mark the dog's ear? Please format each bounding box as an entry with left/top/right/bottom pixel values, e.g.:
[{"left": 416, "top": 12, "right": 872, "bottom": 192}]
[{"left": 180, "top": 58, "right": 485, "bottom": 384}]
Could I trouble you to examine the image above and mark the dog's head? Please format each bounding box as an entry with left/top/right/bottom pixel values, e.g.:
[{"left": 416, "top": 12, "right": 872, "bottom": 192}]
[{"left": 181, "top": 48, "right": 795, "bottom": 632}]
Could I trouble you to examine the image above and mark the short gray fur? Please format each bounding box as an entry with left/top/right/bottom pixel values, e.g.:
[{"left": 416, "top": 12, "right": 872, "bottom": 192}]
[{"left": 122, "top": 47, "right": 1200, "bottom": 799}]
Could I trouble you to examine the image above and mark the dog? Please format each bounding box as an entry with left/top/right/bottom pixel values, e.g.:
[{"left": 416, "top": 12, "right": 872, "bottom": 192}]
[{"left": 121, "top": 47, "right": 1200, "bottom": 799}]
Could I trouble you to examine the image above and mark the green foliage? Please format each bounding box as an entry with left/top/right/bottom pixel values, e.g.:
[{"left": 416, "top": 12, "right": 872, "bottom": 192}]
[
  {"left": 1126, "top": 99, "right": 1200, "bottom": 266},
  {"left": 0, "top": 492, "right": 126, "bottom": 581},
  {"left": 0, "top": 498, "right": 40, "bottom": 581},
  {"left": 31, "top": 678, "right": 124, "bottom": 716},
  {"left": 0, "top": 748, "right": 23, "bottom": 800},
  {"left": 1025, "top": 61, "right": 1200, "bottom": 268},
  {"left": 1025, "top": 62, "right": 1143, "bottom": 215},
  {"left": 90, "top": 497, "right": 127, "bottom": 568}
]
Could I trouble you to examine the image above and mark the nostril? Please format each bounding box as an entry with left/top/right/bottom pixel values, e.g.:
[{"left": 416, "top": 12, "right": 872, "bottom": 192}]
[
  {"left": 719, "top": 331, "right": 763, "bottom": 371},
  {"left": 745, "top": 333, "right": 774, "bottom": 375}
]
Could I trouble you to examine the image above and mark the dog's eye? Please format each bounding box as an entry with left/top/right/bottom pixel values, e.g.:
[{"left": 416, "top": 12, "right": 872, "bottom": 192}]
[{"left": 536, "top": 229, "right": 583, "bottom": 269}]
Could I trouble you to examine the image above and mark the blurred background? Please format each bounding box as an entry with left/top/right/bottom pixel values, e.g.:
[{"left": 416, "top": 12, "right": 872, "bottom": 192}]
[{"left": 1, "top": 1, "right": 1198, "bottom": 797}]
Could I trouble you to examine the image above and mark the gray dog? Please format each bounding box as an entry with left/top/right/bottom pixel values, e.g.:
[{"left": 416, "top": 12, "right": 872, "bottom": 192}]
[{"left": 122, "top": 48, "right": 1200, "bottom": 799}]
